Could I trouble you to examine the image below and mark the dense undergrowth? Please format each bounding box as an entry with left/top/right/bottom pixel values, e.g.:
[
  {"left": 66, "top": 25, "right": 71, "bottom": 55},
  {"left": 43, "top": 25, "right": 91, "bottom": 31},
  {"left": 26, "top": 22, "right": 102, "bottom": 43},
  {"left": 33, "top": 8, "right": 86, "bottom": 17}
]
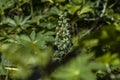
[{"left": 0, "top": 0, "right": 120, "bottom": 80}]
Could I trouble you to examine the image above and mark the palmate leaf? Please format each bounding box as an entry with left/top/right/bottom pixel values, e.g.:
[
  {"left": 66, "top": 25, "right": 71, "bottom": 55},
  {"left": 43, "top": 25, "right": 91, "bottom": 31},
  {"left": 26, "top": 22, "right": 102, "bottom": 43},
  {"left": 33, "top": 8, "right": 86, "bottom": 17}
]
[
  {"left": 51, "top": 54, "right": 100, "bottom": 80},
  {"left": 0, "top": 16, "right": 31, "bottom": 30},
  {"left": 20, "top": 34, "right": 31, "bottom": 42},
  {"left": 7, "top": 18, "right": 16, "bottom": 27},
  {"left": 7, "top": 30, "right": 55, "bottom": 49},
  {"left": 35, "top": 31, "right": 55, "bottom": 49}
]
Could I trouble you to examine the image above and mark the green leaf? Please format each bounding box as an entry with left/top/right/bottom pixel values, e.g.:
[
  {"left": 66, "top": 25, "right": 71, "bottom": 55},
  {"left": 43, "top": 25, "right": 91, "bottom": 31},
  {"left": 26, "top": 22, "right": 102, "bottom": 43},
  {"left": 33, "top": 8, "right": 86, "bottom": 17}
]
[
  {"left": 6, "top": 18, "right": 16, "bottom": 27},
  {"left": 100, "top": 30, "right": 109, "bottom": 39},
  {"left": 55, "top": 0, "right": 65, "bottom": 3},
  {"left": 77, "top": 6, "right": 92, "bottom": 16},
  {"left": 21, "top": 16, "right": 31, "bottom": 25},
  {"left": 20, "top": 34, "right": 31, "bottom": 42},
  {"left": 40, "top": 22, "right": 56, "bottom": 29},
  {"left": 83, "top": 39, "right": 99, "bottom": 48},
  {"left": 68, "top": 5, "right": 80, "bottom": 15},
  {"left": 30, "top": 30, "right": 36, "bottom": 41},
  {"left": 96, "top": 52, "right": 120, "bottom": 65},
  {"left": 71, "top": 0, "right": 82, "bottom": 5},
  {"left": 49, "top": 6, "right": 60, "bottom": 15},
  {"left": 114, "top": 23, "right": 120, "bottom": 32},
  {"left": 52, "top": 54, "right": 96, "bottom": 80}
]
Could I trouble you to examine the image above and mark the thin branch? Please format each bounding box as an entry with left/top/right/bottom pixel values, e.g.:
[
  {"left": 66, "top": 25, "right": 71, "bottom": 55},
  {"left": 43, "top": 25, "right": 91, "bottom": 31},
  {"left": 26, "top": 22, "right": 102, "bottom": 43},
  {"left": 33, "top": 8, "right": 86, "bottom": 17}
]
[
  {"left": 84, "top": 18, "right": 99, "bottom": 21},
  {"left": 96, "top": 0, "right": 101, "bottom": 7},
  {"left": 9, "top": 2, "right": 27, "bottom": 13},
  {"left": 29, "top": 0, "right": 34, "bottom": 17},
  {"left": 100, "top": 0, "right": 108, "bottom": 18},
  {"left": 5, "top": 67, "right": 19, "bottom": 71}
]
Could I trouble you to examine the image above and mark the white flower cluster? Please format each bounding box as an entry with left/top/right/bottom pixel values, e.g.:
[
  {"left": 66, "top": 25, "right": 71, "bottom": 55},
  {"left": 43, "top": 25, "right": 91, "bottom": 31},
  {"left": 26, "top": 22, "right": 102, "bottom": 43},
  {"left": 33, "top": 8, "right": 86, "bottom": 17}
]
[{"left": 54, "top": 11, "right": 72, "bottom": 58}]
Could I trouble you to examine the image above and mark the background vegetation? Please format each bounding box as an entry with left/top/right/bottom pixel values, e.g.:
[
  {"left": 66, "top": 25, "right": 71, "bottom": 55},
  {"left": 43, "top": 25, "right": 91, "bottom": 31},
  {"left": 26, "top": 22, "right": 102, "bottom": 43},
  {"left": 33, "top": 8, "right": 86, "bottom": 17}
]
[{"left": 0, "top": 0, "right": 120, "bottom": 80}]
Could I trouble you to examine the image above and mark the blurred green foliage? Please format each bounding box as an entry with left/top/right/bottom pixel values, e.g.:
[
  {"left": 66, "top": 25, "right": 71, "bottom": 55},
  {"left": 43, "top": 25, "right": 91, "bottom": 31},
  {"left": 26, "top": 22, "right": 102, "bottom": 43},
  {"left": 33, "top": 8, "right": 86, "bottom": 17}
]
[{"left": 0, "top": 0, "right": 120, "bottom": 80}]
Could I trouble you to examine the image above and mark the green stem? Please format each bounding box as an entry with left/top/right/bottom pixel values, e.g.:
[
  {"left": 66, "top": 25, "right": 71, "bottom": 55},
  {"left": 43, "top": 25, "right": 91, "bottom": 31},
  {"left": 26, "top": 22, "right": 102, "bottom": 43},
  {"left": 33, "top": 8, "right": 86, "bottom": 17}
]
[{"left": 30, "top": 0, "right": 34, "bottom": 17}]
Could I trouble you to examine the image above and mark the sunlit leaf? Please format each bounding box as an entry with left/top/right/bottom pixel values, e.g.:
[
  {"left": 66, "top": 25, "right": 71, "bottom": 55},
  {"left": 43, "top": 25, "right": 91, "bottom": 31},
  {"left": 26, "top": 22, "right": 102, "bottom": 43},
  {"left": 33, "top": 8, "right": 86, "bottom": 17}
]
[{"left": 68, "top": 5, "right": 80, "bottom": 15}]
